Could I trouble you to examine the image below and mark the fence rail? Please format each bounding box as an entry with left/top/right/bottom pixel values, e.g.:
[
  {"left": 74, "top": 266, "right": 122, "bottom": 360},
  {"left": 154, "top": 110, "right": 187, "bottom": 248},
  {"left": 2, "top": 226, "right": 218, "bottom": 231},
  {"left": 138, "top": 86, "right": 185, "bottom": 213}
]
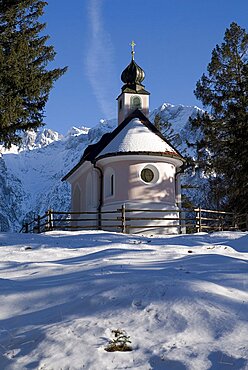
[{"left": 19, "top": 206, "right": 248, "bottom": 234}]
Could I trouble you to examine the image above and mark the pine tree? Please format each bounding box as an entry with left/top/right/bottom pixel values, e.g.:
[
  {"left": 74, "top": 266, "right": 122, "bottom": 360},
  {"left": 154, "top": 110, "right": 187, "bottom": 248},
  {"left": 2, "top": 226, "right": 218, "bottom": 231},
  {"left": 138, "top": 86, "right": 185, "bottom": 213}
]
[
  {"left": 189, "top": 22, "right": 248, "bottom": 212},
  {"left": 0, "top": 0, "right": 67, "bottom": 148}
]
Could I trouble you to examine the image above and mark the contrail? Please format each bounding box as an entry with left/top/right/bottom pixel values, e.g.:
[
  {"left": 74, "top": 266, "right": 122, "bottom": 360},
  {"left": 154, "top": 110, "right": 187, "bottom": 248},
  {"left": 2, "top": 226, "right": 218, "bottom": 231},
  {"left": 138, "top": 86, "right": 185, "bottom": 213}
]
[{"left": 86, "top": 0, "right": 116, "bottom": 119}]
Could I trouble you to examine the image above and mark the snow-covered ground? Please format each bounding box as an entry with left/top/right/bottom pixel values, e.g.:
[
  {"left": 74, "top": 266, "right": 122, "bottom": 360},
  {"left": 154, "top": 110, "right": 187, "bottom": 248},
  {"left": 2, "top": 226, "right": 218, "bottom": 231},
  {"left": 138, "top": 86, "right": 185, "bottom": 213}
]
[{"left": 0, "top": 230, "right": 247, "bottom": 370}]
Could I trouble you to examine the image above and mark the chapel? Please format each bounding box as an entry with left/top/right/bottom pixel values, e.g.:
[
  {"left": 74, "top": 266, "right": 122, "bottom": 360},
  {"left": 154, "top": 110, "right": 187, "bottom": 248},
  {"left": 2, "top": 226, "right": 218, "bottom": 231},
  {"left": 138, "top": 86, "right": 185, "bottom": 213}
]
[{"left": 63, "top": 43, "right": 185, "bottom": 234}]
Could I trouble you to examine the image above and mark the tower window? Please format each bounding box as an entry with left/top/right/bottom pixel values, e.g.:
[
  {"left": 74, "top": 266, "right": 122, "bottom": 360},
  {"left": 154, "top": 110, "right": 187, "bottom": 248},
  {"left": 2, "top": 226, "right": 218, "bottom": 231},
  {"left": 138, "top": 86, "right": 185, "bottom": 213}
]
[
  {"left": 131, "top": 96, "right": 142, "bottom": 109},
  {"left": 119, "top": 99, "right": 122, "bottom": 110}
]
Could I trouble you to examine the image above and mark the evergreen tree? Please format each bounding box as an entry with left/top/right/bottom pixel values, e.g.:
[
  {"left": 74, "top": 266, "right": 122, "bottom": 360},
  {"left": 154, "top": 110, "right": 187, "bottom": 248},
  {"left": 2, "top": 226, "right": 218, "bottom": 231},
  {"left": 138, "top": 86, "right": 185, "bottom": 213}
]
[
  {"left": 189, "top": 22, "right": 248, "bottom": 212},
  {"left": 0, "top": 0, "right": 67, "bottom": 148}
]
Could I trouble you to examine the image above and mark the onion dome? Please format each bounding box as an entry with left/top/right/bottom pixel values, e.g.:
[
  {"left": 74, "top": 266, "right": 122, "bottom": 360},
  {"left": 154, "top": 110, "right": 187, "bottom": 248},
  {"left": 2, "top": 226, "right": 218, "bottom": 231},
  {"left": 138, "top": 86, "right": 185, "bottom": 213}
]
[
  {"left": 121, "top": 59, "right": 145, "bottom": 85},
  {"left": 120, "top": 41, "right": 149, "bottom": 94}
]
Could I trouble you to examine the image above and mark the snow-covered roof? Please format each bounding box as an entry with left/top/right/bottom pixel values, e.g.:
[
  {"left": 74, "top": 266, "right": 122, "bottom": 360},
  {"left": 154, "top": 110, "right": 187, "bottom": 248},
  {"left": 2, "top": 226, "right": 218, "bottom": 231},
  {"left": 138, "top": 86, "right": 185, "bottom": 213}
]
[
  {"left": 63, "top": 110, "right": 184, "bottom": 181},
  {"left": 98, "top": 117, "right": 177, "bottom": 157}
]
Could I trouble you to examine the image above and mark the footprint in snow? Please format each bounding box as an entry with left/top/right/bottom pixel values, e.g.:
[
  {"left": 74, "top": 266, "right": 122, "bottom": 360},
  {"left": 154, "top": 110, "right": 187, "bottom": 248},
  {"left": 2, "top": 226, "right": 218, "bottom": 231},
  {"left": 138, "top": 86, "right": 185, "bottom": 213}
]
[
  {"left": 4, "top": 349, "right": 20, "bottom": 359},
  {"left": 132, "top": 299, "right": 144, "bottom": 309},
  {"left": 20, "top": 246, "right": 32, "bottom": 251}
]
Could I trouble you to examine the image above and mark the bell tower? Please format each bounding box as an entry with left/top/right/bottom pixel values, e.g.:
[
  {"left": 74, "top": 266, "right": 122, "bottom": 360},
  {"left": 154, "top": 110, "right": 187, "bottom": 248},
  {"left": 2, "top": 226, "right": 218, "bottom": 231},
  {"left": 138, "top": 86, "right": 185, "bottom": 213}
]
[{"left": 117, "top": 41, "right": 150, "bottom": 125}]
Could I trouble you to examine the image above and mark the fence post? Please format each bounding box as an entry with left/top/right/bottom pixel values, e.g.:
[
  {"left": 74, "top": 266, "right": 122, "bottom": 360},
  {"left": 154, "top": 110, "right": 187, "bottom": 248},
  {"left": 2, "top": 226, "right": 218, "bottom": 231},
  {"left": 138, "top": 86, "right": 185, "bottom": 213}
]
[
  {"left": 195, "top": 206, "right": 202, "bottom": 232},
  {"left": 199, "top": 206, "right": 202, "bottom": 232},
  {"left": 232, "top": 213, "right": 237, "bottom": 230},
  {"left": 195, "top": 208, "right": 198, "bottom": 232},
  {"left": 219, "top": 216, "right": 224, "bottom": 231},
  {"left": 37, "top": 215, "right": 41, "bottom": 233},
  {"left": 48, "top": 209, "right": 54, "bottom": 231},
  {"left": 25, "top": 222, "right": 28, "bottom": 233},
  {"left": 180, "top": 210, "right": 186, "bottom": 234},
  {"left": 121, "top": 204, "right": 126, "bottom": 233}
]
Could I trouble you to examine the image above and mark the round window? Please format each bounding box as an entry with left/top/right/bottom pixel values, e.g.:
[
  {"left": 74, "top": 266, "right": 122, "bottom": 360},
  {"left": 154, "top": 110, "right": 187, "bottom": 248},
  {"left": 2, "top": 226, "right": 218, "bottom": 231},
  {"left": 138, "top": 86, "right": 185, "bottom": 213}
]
[{"left": 141, "top": 168, "right": 154, "bottom": 183}]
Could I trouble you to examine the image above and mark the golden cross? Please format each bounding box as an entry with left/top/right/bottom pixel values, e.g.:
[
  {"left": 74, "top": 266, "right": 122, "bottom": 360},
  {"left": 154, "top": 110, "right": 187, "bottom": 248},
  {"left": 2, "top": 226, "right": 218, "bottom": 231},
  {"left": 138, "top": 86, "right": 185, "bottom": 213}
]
[{"left": 130, "top": 40, "right": 136, "bottom": 59}]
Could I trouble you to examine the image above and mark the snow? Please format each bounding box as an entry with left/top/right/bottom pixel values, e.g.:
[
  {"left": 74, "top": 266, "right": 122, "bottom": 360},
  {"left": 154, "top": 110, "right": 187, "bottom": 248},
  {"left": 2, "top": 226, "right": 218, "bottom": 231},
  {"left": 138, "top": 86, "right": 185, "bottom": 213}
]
[
  {"left": 65, "top": 127, "right": 90, "bottom": 138},
  {"left": 99, "top": 118, "right": 178, "bottom": 157},
  {"left": 150, "top": 103, "right": 202, "bottom": 135},
  {"left": 0, "top": 230, "right": 247, "bottom": 370}
]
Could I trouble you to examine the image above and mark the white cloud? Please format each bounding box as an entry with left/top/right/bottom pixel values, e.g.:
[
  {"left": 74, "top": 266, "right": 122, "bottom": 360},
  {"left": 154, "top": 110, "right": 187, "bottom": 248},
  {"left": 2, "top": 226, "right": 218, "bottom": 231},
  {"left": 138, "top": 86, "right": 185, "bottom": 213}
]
[{"left": 86, "top": 0, "right": 116, "bottom": 119}]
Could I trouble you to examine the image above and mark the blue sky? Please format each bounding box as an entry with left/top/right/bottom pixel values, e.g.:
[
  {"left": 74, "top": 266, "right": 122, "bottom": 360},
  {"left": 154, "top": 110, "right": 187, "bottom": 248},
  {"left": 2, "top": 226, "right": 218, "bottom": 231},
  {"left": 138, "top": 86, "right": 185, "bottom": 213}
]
[{"left": 43, "top": 0, "right": 248, "bottom": 134}]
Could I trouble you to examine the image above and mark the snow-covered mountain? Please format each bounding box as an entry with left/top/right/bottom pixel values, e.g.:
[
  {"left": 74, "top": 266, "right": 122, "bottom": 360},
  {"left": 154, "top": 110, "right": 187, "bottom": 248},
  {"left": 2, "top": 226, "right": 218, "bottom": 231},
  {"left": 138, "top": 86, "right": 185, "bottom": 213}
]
[{"left": 0, "top": 103, "right": 203, "bottom": 232}]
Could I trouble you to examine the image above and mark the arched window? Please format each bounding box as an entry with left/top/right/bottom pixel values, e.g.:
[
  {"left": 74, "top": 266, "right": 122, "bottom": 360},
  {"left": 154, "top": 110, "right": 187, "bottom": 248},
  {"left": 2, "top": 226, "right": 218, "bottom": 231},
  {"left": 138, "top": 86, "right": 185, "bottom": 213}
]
[
  {"left": 104, "top": 168, "right": 115, "bottom": 198},
  {"left": 110, "top": 174, "right": 114, "bottom": 196},
  {"left": 73, "top": 184, "right": 81, "bottom": 212},
  {"left": 131, "top": 95, "right": 142, "bottom": 109},
  {"left": 86, "top": 173, "right": 92, "bottom": 207}
]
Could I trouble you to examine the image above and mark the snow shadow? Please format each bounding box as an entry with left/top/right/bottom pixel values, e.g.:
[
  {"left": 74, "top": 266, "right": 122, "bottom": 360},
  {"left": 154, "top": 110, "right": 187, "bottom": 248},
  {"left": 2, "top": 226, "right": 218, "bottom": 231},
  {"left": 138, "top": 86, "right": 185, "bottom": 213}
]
[
  {"left": 0, "top": 251, "right": 246, "bottom": 331},
  {"left": 0, "top": 326, "right": 45, "bottom": 369},
  {"left": 1, "top": 231, "right": 247, "bottom": 254},
  {"left": 148, "top": 231, "right": 248, "bottom": 253},
  {"left": 212, "top": 233, "right": 248, "bottom": 253},
  {"left": 208, "top": 351, "right": 247, "bottom": 369},
  {"left": 0, "top": 230, "right": 151, "bottom": 249},
  {"left": 50, "top": 247, "right": 153, "bottom": 265},
  {"left": 149, "top": 355, "right": 187, "bottom": 370}
]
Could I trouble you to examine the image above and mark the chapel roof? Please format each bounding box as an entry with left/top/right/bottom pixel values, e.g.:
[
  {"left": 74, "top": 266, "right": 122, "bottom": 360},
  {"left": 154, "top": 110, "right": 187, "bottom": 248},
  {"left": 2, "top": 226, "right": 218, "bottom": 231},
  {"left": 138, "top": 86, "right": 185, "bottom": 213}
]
[
  {"left": 62, "top": 110, "right": 185, "bottom": 181},
  {"left": 98, "top": 118, "right": 178, "bottom": 158}
]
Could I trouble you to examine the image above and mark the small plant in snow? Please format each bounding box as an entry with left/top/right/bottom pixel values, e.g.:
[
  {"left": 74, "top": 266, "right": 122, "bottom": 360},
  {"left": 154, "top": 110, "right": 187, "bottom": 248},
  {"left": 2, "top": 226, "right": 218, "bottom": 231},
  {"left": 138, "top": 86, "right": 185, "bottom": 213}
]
[{"left": 105, "top": 329, "right": 132, "bottom": 352}]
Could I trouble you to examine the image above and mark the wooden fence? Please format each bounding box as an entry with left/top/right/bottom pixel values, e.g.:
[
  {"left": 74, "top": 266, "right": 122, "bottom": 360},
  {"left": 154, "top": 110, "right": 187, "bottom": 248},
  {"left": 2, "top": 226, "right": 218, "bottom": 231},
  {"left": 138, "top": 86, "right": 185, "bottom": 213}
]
[{"left": 19, "top": 206, "right": 248, "bottom": 234}]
